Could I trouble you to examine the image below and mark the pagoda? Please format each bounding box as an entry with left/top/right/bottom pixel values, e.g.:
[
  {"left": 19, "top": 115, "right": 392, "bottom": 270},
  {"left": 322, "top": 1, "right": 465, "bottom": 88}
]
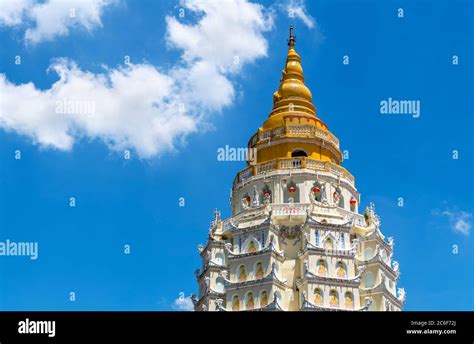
[{"left": 192, "top": 26, "right": 405, "bottom": 312}]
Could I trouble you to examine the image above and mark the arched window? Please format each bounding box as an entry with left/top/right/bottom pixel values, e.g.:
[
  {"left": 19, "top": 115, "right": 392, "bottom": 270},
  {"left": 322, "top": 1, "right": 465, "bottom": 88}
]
[
  {"left": 338, "top": 195, "right": 344, "bottom": 208},
  {"left": 260, "top": 231, "right": 265, "bottom": 247},
  {"left": 312, "top": 181, "right": 322, "bottom": 202},
  {"left": 329, "top": 290, "right": 339, "bottom": 307},
  {"left": 350, "top": 197, "right": 357, "bottom": 211},
  {"left": 255, "top": 262, "right": 264, "bottom": 279},
  {"left": 315, "top": 230, "right": 320, "bottom": 245},
  {"left": 285, "top": 181, "right": 299, "bottom": 203},
  {"left": 344, "top": 292, "right": 354, "bottom": 308},
  {"left": 245, "top": 292, "right": 255, "bottom": 310},
  {"left": 238, "top": 237, "right": 242, "bottom": 253},
  {"left": 365, "top": 271, "right": 375, "bottom": 288},
  {"left": 364, "top": 247, "right": 374, "bottom": 261},
  {"left": 340, "top": 233, "right": 345, "bottom": 249},
  {"left": 317, "top": 259, "right": 327, "bottom": 275},
  {"left": 215, "top": 252, "right": 225, "bottom": 266},
  {"left": 260, "top": 290, "right": 269, "bottom": 307},
  {"left": 238, "top": 265, "right": 247, "bottom": 282},
  {"left": 232, "top": 295, "right": 240, "bottom": 311},
  {"left": 314, "top": 288, "right": 323, "bottom": 305},
  {"left": 262, "top": 184, "right": 272, "bottom": 203},
  {"left": 215, "top": 277, "right": 225, "bottom": 293},
  {"left": 291, "top": 149, "right": 308, "bottom": 157},
  {"left": 333, "top": 186, "right": 344, "bottom": 208},
  {"left": 336, "top": 261, "right": 346, "bottom": 278}
]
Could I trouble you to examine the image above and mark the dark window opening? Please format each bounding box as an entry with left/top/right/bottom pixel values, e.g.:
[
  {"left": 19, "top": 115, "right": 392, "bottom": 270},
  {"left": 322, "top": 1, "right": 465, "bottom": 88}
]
[{"left": 291, "top": 149, "right": 308, "bottom": 157}]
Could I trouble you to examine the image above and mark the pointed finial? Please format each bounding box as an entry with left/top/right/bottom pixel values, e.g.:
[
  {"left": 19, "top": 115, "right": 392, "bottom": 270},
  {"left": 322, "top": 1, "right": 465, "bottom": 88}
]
[{"left": 288, "top": 25, "right": 295, "bottom": 48}]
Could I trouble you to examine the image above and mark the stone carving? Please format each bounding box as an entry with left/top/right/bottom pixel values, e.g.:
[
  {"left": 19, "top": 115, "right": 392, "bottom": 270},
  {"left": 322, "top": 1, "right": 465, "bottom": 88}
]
[
  {"left": 198, "top": 244, "right": 204, "bottom": 253},
  {"left": 365, "top": 202, "right": 381, "bottom": 227},
  {"left": 388, "top": 236, "right": 395, "bottom": 247},
  {"left": 303, "top": 259, "right": 309, "bottom": 274},
  {"left": 351, "top": 238, "right": 360, "bottom": 249},
  {"left": 215, "top": 299, "right": 223, "bottom": 308},
  {"left": 241, "top": 195, "right": 250, "bottom": 210},
  {"left": 252, "top": 186, "right": 260, "bottom": 207},
  {"left": 263, "top": 191, "right": 271, "bottom": 205},
  {"left": 213, "top": 208, "right": 221, "bottom": 223},
  {"left": 392, "top": 260, "right": 399, "bottom": 272},
  {"left": 379, "top": 270, "right": 386, "bottom": 284},
  {"left": 224, "top": 242, "right": 232, "bottom": 251},
  {"left": 278, "top": 224, "right": 302, "bottom": 241},
  {"left": 304, "top": 231, "right": 310, "bottom": 245},
  {"left": 365, "top": 297, "right": 373, "bottom": 308},
  {"left": 397, "top": 288, "right": 406, "bottom": 303},
  {"left": 332, "top": 186, "right": 342, "bottom": 206},
  {"left": 357, "top": 265, "right": 366, "bottom": 275},
  {"left": 190, "top": 294, "right": 197, "bottom": 307},
  {"left": 269, "top": 234, "right": 274, "bottom": 244},
  {"left": 320, "top": 183, "right": 328, "bottom": 204},
  {"left": 194, "top": 269, "right": 201, "bottom": 279}
]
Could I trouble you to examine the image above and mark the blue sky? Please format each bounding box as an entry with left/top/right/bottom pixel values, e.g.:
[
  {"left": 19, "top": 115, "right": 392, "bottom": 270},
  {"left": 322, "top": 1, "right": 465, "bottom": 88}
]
[{"left": 0, "top": 0, "right": 472, "bottom": 311}]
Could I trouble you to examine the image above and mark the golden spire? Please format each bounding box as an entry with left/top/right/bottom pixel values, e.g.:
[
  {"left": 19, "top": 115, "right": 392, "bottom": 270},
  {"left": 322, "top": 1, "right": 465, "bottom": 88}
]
[
  {"left": 265, "top": 25, "right": 315, "bottom": 131},
  {"left": 253, "top": 25, "right": 342, "bottom": 168},
  {"left": 272, "top": 25, "right": 312, "bottom": 105},
  {"left": 288, "top": 24, "right": 296, "bottom": 49}
]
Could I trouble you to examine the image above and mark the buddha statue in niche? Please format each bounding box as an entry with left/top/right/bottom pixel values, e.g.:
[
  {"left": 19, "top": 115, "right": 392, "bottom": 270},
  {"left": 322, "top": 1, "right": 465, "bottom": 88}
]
[
  {"left": 239, "top": 266, "right": 247, "bottom": 282},
  {"left": 314, "top": 289, "right": 323, "bottom": 305},
  {"left": 255, "top": 262, "right": 264, "bottom": 279},
  {"left": 336, "top": 261, "right": 346, "bottom": 278},
  {"left": 261, "top": 291, "right": 268, "bottom": 307}
]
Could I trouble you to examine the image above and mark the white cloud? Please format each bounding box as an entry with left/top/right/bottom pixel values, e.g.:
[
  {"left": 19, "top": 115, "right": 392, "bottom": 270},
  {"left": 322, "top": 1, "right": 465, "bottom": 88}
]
[
  {"left": 166, "top": 0, "right": 272, "bottom": 71},
  {"left": 435, "top": 209, "right": 472, "bottom": 236},
  {"left": 454, "top": 217, "right": 471, "bottom": 235},
  {"left": 0, "top": 0, "right": 32, "bottom": 26},
  {"left": 173, "top": 292, "right": 194, "bottom": 311},
  {"left": 0, "top": 0, "right": 273, "bottom": 158},
  {"left": 0, "top": 0, "right": 116, "bottom": 44},
  {"left": 285, "top": 0, "right": 316, "bottom": 29}
]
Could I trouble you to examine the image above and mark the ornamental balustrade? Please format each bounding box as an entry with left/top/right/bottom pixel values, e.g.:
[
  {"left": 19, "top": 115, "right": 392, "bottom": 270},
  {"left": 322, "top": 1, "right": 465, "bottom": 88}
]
[
  {"left": 272, "top": 203, "right": 311, "bottom": 216},
  {"left": 248, "top": 125, "right": 340, "bottom": 149},
  {"left": 234, "top": 158, "right": 355, "bottom": 187},
  {"left": 300, "top": 292, "right": 372, "bottom": 312}
]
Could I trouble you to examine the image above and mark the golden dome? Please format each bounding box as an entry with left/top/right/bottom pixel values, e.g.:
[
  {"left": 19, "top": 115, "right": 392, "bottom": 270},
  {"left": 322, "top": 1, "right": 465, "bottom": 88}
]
[{"left": 243, "top": 26, "right": 344, "bottom": 173}]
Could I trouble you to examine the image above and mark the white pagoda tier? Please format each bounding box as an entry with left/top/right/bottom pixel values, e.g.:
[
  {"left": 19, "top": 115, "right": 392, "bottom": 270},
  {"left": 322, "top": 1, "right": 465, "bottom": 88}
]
[{"left": 192, "top": 26, "right": 405, "bottom": 312}]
